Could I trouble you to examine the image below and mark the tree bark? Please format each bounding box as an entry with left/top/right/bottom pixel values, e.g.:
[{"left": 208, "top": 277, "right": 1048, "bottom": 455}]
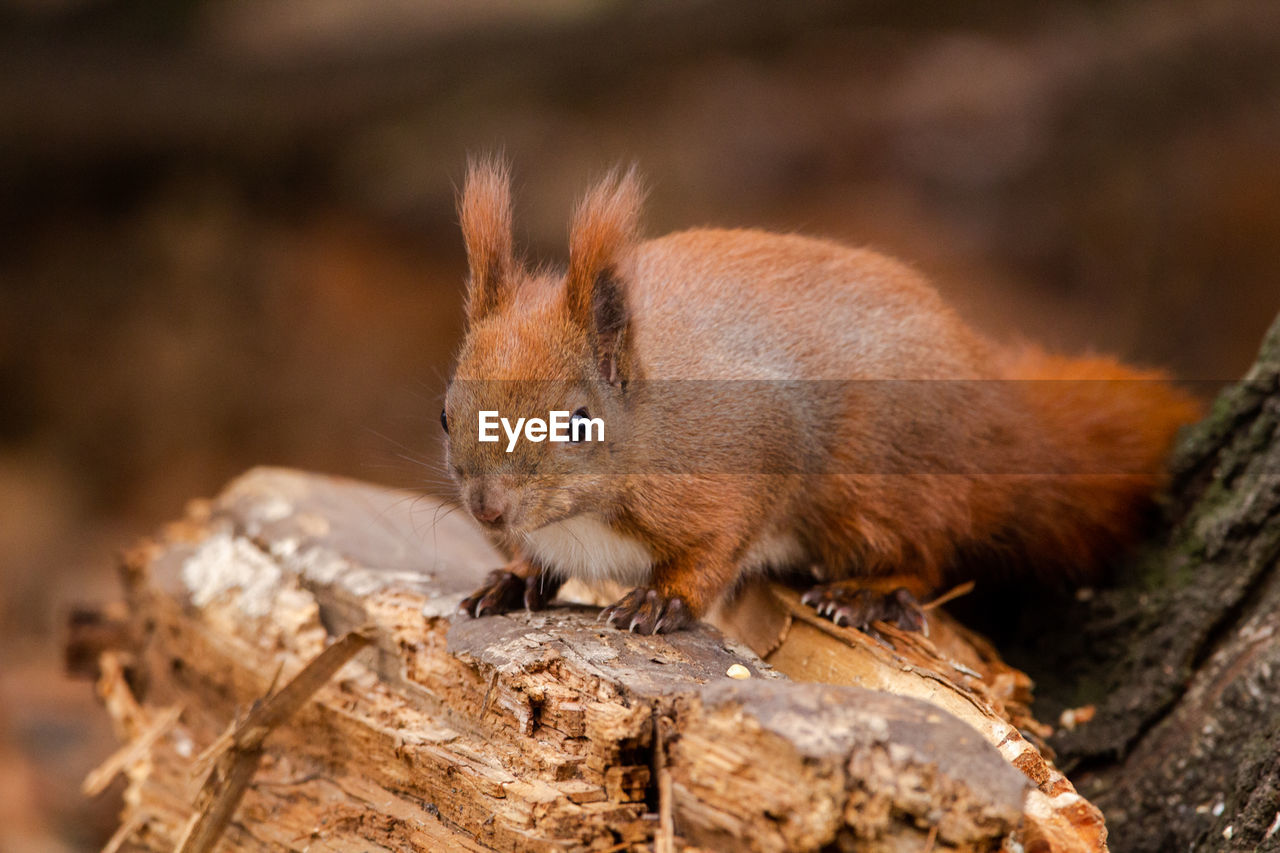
[{"left": 1020, "top": 312, "right": 1280, "bottom": 851}]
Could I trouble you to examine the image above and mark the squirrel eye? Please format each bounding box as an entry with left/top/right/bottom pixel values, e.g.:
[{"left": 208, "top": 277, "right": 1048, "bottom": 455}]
[
  {"left": 440, "top": 407, "right": 449, "bottom": 434},
  {"left": 569, "top": 407, "right": 590, "bottom": 443}
]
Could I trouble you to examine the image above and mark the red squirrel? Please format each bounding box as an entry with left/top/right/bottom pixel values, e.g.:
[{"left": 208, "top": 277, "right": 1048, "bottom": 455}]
[{"left": 445, "top": 159, "right": 1200, "bottom": 635}]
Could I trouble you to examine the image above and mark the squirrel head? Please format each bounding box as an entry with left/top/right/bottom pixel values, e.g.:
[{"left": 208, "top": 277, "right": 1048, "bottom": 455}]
[{"left": 443, "top": 158, "right": 644, "bottom": 536}]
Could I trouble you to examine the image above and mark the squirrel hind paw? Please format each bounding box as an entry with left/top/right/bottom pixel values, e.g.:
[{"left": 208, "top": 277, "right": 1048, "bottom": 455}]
[
  {"left": 600, "top": 588, "right": 694, "bottom": 635},
  {"left": 801, "top": 584, "right": 926, "bottom": 636}
]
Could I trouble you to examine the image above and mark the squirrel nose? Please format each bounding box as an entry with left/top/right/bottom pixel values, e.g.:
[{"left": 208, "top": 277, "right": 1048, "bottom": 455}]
[
  {"left": 470, "top": 487, "right": 509, "bottom": 527},
  {"left": 474, "top": 505, "right": 503, "bottom": 525}
]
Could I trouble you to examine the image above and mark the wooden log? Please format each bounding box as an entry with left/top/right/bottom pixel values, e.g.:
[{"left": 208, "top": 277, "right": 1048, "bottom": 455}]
[{"left": 85, "top": 466, "right": 1105, "bottom": 851}]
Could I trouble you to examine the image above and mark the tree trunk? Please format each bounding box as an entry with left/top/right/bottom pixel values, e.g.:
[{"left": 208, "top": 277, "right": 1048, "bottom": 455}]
[{"left": 1016, "top": 312, "right": 1280, "bottom": 851}]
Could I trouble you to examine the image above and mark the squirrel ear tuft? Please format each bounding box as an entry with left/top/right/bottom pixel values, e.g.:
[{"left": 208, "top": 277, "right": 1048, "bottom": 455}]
[
  {"left": 565, "top": 167, "right": 644, "bottom": 320},
  {"left": 459, "top": 155, "right": 515, "bottom": 322},
  {"left": 566, "top": 167, "right": 644, "bottom": 385}
]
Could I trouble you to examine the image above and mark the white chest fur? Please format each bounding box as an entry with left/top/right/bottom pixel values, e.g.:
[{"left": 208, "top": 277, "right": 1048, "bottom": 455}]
[
  {"left": 524, "top": 514, "right": 654, "bottom": 587},
  {"left": 523, "top": 514, "right": 805, "bottom": 587},
  {"left": 741, "top": 532, "right": 805, "bottom": 575}
]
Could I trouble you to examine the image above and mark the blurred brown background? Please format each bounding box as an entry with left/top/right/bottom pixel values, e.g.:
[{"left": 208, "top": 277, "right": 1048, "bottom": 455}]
[{"left": 1, "top": 0, "right": 1278, "bottom": 848}]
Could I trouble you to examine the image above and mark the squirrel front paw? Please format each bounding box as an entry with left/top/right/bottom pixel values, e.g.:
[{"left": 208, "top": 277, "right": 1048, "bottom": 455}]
[
  {"left": 801, "top": 585, "right": 926, "bottom": 637},
  {"left": 459, "top": 568, "right": 562, "bottom": 617},
  {"left": 600, "top": 587, "right": 694, "bottom": 635}
]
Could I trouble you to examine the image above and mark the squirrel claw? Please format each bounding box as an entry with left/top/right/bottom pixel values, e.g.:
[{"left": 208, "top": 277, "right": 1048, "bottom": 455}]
[
  {"left": 601, "top": 588, "right": 693, "bottom": 635},
  {"left": 459, "top": 569, "right": 523, "bottom": 617},
  {"left": 460, "top": 569, "right": 561, "bottom": 618},
  {"left": 802, "top": 585, "right": 927, "bottom": 637}
]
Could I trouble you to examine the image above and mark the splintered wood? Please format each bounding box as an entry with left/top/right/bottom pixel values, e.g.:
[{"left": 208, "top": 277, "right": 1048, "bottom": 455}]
[{"left": 86, "top": 467, "right": 1107, "bottom": 852}]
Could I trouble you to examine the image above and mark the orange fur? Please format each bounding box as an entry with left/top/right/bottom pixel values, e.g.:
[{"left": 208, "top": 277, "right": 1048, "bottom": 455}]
[
  {"left": 459, "top": 155, "right": 515, "bottom": 321},
  {"left": 444, "top": 160, "right": 1202, "bottom": 624},
  {"left": 985, "top": 347, "right": 1202, "bottom": 582},
  {"left": 565, "top": 166, "right": 644, "bottom": 320}
]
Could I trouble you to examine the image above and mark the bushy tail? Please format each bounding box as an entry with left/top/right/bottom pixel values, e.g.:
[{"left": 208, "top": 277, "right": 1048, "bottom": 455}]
[{"left": 990, "top": 345, "right": 1202, "bottom": 580}]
